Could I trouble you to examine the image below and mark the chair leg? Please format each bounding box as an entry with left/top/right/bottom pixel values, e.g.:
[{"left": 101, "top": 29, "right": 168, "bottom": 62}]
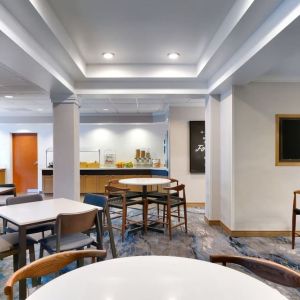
[
  {"left": 183, "top": 203, "right": 188, "bottom": 233},
  {"left": 13, "top": 254, "right": 19, "bottom": 272},
  {"left": 106, "top": 208, "right": 117, "bottom": 258},
  {"left": 157, "top": 204, "right": 160, "bottom": 218},
  {"left": 177, "top": 206, "right": 180, "bottom": 222},
  {"left": 28, "top": 245, "right": 39, "bottom": 287},
  {"left": 121, "top": 205, "right": 127, "bottom": 242},
  {"left": 39, "top": 245, "right": 44, "bottom": 258},
  {"left": 292, "top": 210, "right": 296, "bottom": 249},
  {"left": 167, "top": 203, "right": 172, "bottom": 240},
  {"left": 144, "top": 199, "right": 148, "bottom": 233},
  {"left": 163, "top": 204, "right": 166, "bottom": 227}
]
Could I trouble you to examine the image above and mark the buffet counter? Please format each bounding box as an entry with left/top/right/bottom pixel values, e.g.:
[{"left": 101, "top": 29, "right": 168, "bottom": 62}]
[{"left": 42, "top": 168, "right": 169, "bottom": 194}]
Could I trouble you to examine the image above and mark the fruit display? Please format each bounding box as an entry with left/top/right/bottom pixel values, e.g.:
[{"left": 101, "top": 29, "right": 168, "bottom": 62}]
[{"left": 115, "top": 161, "right": 133, "bottom": 168}]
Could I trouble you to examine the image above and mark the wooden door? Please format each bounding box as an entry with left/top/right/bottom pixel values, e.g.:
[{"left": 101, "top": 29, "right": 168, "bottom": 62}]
[{"left": 12, "top": 133, "right": 38, "bottom": 193}]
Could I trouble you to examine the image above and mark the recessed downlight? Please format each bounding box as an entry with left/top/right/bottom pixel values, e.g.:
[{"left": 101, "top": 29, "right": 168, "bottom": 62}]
[
  {"left": 37, "top": 108, "right": 44, "bottom": 112},
  {"left": 167, "top": 52, "right": 180, "bottom": 60},
  {"left": 102, "top": 52, "right": 115, "bottom": 60},
  {"left": 103, "top": 108, "right": 109, "bottom": 111},
  {"left": 4, "top": 95, "right": 13, "bottom": 98}
]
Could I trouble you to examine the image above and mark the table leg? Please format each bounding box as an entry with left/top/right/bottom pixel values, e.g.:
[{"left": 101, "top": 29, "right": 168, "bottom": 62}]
[
  {"left": 18, "top": 225, "right": 27, "bottom": 300},
  {"left": 142, "top": 185, "right": 148, "bottom": 232}
]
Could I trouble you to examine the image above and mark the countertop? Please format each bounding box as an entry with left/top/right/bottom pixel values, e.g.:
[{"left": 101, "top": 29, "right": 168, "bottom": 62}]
[{"left": 42, "top": 167, "right": 168, "bottom": 171}]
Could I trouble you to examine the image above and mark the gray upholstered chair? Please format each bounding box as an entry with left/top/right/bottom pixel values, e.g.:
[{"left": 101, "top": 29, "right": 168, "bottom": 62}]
[
  {"left": 0, "top": 232, "right": 36, "bottom": 271},
  {"left": 5, "top": 194, "right": 54, "bottom": 237},
  {"left": 39, "top": 209, "right": 102, "bottom": 258}
]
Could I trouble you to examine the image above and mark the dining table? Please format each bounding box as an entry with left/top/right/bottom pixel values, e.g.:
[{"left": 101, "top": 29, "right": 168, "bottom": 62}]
[
  {"left": 0, "top": 187, "right": 15, "bottom": 194},
  {"left": 0, "top": 198, "right": 103, "bottom": 300},
  {"left": 26, "top": 256, "right": 287, "bottom": 300},
  {"left": 119, "top": 177, "right": 170, "bottom": 231}
]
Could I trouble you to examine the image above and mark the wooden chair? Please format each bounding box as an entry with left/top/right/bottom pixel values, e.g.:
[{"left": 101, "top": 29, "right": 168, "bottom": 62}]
[
  {"left": 105, "top": 185, "right": 144, "bottom": 241},
  {"left": 147, "top": 178, "right": 179, "bottom": 217},
  {"left": 4, "top": 249, "right": 107, "bottom": 300},
  {"left": 39, "top": 209, "right": 102, "bottom": 257},
  {"left": 149, "top": 184, "right": 187, "bottom": 240},
  {"left": 210, "top": 255, "right": 300, "bottom": 288},
  {"left": 292, "top": 190, "right": 300, "bottom": 249},
  {"left": 107, "top": 179, "right": 142, "bottom": 199},
  {"left": 83, "top": 194, "right": 117, "bottom": 258},
  {"left": 4, "top": 194, "right": 54, "bottom": 237}
]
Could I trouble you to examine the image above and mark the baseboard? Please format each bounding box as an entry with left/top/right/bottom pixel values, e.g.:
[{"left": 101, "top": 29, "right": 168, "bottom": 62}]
[
  {"left": 204, "top": 216, "right": 298, "bottom": 237},
  {"left": 187, "top": 202, "right": 205, "bottom": 208}
]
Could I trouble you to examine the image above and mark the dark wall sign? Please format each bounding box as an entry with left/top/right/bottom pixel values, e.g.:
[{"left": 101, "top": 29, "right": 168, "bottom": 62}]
[{"left": 189, "top": 121, "right": 205, "bottom": 173}]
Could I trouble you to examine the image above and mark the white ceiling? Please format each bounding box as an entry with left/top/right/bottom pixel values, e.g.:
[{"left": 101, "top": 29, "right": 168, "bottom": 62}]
[
  {"left": 0, "top": 0, "right": 299, "bottom": 118},
  {"left": 48, "top": 0, "right": 235, "bottom": 64}
]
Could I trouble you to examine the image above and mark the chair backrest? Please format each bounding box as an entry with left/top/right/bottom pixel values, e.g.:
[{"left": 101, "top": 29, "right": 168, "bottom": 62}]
[
  {"left": 0, "top": 184, "right": 16, "bottom": 196},
  {"left": 210, "top": 255, "right": 300, "bottom": 288},
  {"left": 105, "top": 184, "right": 128, "bottom": 196},
  {"left": 56, "top": 209, "right": 99, "bottom": 236},
  {"left": 293, "top": 190, "right": 300, "bottom": 210},
  {"left": 4, "top": 249, "right": 107, "bottom": 300},
  {"left": 83, "top": 193, "right": 107, "bottom": 208},
  {"left": 6, "top": 193, "right": 42, "bottom": 206},
  {"left": 164, "top": 184, "right": 186, "bottom": 199},
  {"left": 108, "top": 179, "right": 119, "bottom": 186}
]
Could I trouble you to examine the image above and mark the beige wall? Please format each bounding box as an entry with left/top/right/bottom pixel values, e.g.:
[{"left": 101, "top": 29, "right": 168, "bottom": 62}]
[
  {"left": 169, "top": 106, "right": 205, "bottom": 203},
  {"left": 233, "top": 82, "right": 300, "bottom": 230}
]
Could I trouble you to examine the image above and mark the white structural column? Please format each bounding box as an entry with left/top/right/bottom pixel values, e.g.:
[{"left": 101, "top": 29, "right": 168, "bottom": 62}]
[
  {"left": 205, "top": 95, "right": 221, "bottom": 221},
  {"left": 52, "top": 95, "right": 80, "bottom": 201}
]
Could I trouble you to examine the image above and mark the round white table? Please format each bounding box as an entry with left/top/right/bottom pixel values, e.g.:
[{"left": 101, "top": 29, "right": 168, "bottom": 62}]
[
  {"left": 27, "top": 256, "right": 287, "bottom": 300},
  {"left": 119, "top": 177, "right": 171, "bottom": 231}
]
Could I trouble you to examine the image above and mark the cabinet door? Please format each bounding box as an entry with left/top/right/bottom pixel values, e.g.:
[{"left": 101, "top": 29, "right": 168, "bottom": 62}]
[
  {"left": 84, "top": 175, "right": 98, "bottom": 193},
  {"left": 0, "top": 170, "right": 5, "bottom": 184},
  {"left": 97, "top": 175, "right": 109, "bottom": 193},
  {"left": 80, "top": 175, "right": 85, "bottom": 193},
  {"left": 43, "top": 175, "right": 53, "bottom": 194}
]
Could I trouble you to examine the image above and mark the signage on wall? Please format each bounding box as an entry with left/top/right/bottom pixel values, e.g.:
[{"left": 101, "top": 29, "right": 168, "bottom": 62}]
[{"left": 189, "top": 121, "right": 205, "bottom": 173}]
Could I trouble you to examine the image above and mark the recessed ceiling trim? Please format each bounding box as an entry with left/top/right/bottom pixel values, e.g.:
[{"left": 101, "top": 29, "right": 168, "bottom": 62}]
[
  {"left": 86, "top": 64, "right": 198, "bottom": 79},
  {"left": 208, "top": 0, "right": 300, "bottom": 93},
  {"left": 76, "top": 89, "right": 209, "bottom": 95},
  {"left": 196, "top": 0, "right": 255, "bottom": 75},
  {"left": 29, "top": 0, "right": 86, "bottom": 76}
]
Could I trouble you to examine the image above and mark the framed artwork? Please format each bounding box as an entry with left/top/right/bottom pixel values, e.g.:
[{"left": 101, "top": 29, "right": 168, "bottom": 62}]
[
  {"left": 275, "top": 114, "right": 300, "bottom": 166},
  {"left": 189, "top": 121, "right": 205, "bottom": 173}
]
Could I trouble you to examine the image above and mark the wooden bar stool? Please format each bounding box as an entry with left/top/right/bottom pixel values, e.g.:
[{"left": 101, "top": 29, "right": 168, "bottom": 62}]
[{"left": 292, "top": 190, "right": 300, "bottom": 249}]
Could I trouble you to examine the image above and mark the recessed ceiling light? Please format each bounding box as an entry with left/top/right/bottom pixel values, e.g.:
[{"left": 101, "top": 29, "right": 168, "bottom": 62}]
[
  {"left": 103, "top": 108, "right": 109, "bottom": 111},
  {"left": 102, "top": 52, "right": 115, "bottom": 60},
  {"left": 167, "top": 52, "right": 180, "bottom": 60},
  {"left": 4, "top": 95, "right": 13, "bottom": 98},
  {"left": 37, "top": 108, "right": 44, "bottom": 112}
]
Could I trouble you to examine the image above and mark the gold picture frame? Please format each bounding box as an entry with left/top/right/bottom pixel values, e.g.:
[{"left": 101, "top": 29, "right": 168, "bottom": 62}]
[{"left": 275, "top": 114, "right": 300, "bottom": 166}]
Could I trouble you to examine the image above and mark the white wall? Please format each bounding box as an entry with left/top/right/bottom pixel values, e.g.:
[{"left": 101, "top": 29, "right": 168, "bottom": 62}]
[
  {"left": 0, "top": 123, "right": 167, "bottom": 191},
  {"left": 220, "top": 90, "right": 234, "bottom": 229},
  {"left": 169, "top": 106, "right": 205, "bottom": 203},
  {"left": 234, "top": 82, "right": 300, "bottom": 230}
]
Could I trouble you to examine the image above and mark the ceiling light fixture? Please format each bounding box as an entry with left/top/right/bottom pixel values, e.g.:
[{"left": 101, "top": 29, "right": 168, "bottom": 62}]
[
  {"left": 37, "top": 108, "right": 44, "bottom": 112},
  {"left": 167, "top": 52, "right": 180, "bottom": 60},
  {"left": 103, "top": 108, "right": 109, "bottom": 111},
  {"left": 102, "top": 52, "right": 115, "bottom": 60},
  {"left": 4, "top": 95, "right": 13, "bottom": 98}
]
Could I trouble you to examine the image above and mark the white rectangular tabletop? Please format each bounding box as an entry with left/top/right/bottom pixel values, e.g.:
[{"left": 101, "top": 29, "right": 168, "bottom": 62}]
[{"left": 0, "top": 198, "right": 102, "bottom": 226}]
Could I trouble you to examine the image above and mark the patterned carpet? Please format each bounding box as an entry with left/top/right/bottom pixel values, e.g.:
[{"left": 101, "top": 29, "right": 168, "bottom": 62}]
[{"left": 1, "top": 208, "right": 300, "bottom": 299}]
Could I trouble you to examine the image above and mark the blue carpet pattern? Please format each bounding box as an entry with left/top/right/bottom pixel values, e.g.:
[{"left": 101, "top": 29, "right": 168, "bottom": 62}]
[{"left": 1, "top": 208, "right": 300, "bottom": 299}]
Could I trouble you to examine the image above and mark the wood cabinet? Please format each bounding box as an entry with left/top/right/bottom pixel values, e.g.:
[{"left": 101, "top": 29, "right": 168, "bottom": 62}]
[
  {"left": 42, "top": 169, "right": 168, "bottom": 194},
  {"left": 0, "top": 169, "right": 5, "bottom": 184},
  {"left": 43, "top": 175, "right": 53, "bottom": 194}
]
